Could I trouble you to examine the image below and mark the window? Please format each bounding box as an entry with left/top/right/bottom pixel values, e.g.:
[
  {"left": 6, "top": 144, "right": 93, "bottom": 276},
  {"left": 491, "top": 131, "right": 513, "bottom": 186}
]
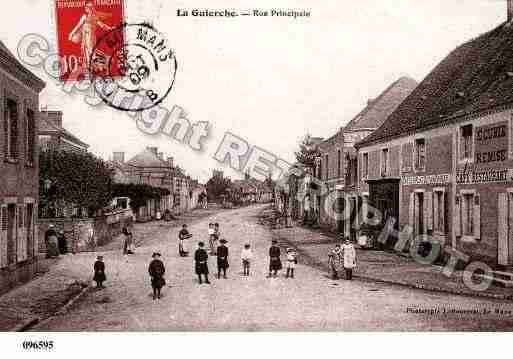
[
  {"left": 26, "top": 108, "right": 35, "bottom": 165},
  {"left": 381, "top": 148, "right": 389, "bottom": 176},
  {"left": 460, "top": 125, "right": 473, "bottom": 160},
  {"left": 4, "top": 99, "right": 18, "bottom": 161},
  {"left": 433, "top": 190, "right": 445, "bottom": 233},
  {"left": 462, "top": 193, "right": 474, "bottom": 236},
  {"left": 337, "top": 149, "right": 341, "bottom": 178},
  {"left": 363, "top": 153, "right": 369, "bottom": 178},
  {"left": 415, "top": 138, "right": 426, "bottom": 171},
  {"left": 325, "top": 154, "right": 329, "bottom": 180}
]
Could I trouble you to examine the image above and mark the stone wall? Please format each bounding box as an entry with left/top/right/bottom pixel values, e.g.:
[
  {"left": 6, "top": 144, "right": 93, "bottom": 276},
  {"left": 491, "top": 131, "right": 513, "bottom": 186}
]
[{"left": 38, "top": 209, "right": 133, "bottom": 253}]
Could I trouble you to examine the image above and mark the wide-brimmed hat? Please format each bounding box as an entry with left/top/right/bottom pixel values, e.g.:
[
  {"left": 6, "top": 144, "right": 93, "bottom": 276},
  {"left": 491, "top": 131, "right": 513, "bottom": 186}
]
[
  {"left": 220, "top": 239, "right": 227, "bottom": 244},
  {"left": 286, "top": 247, "right": 293, "bottom": 252},
  {"left": 272, "top": 239, "right": 278, "bottom": 244},
  {"left": 97, "top": 255, "right": 104, "bottom": 260},
  {"left": 198, "top": 242, "right": 205, "bottom": 247},
  {"left": 152, "top": 252, "right": 161, "bottom": 258}
]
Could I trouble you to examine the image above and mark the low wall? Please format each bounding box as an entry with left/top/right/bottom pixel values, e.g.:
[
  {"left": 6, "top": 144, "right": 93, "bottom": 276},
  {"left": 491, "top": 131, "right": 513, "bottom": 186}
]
[{"left": 39, "top": 210, "right": 133, "bottom": 253}]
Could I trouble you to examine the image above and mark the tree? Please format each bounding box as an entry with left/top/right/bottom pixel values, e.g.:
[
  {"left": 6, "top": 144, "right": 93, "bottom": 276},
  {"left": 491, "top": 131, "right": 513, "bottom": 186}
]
[
  {"left": 295, "top": 134, "right": 321, "bottom": 169},
  {"left": 206, "top": 172, "right": 232, "bottom": 203},
  {"left": 39, "top": 150, "right": 114, "bottom": 218}
]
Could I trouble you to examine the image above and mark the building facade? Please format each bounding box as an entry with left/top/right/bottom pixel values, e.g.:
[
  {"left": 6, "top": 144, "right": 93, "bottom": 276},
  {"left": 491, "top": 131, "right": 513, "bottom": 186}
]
[
  {"left": 316, "top": 77, "right": 417, "bottom": 237},
  {"left": 356, "top": 14, "right": 513, "bottom": 268},
  {"left": 0, "top": 41, "right": 45, "bottom": 294}
]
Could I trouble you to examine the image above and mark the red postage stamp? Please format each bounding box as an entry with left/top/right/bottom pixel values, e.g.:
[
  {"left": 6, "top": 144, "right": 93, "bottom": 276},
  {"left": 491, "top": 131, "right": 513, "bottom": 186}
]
[{"left": 54, "top": 0, "right": 125, "bottom": 81}]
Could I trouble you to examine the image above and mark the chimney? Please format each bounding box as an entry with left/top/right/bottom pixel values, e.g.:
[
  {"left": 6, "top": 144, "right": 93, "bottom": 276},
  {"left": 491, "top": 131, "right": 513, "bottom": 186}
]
[
  {"left": 509, "top": 0, "right": 513, "bottom": 22},
  {"left": 167, "top": 157, "right": 174, "bottom": 168},
  {"left": 146, "top": 146, "right": 158, "bottom": 156},
  {"left": 113, "top": 151, "right": 125, "bottom": 163}
]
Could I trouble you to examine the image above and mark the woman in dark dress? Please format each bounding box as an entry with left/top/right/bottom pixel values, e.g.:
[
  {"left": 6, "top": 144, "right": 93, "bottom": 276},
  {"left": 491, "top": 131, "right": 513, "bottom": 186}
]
[
  {"left": 216, "top": 239, "right": 229, "bottom": 279},
  {"left": 148, "top": 252, "right": 166, "bottom": 300},
  {"left": 194, "top": 242, "right": 210, "bottom": 284},
  {"left": 93, "top": 256, "right": 106, "bottom": 288},
  {"left": 268, "top": 239, "right": 282, "bottom": 278}
]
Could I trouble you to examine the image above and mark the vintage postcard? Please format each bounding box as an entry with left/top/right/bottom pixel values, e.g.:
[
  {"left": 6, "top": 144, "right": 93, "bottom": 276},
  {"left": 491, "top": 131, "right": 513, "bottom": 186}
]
[{"left": 1, "top": 0, "right": 513, "bottom": 357}]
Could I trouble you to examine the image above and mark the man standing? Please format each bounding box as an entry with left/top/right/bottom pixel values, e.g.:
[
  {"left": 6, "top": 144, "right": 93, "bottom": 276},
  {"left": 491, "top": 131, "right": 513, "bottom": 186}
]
[
  {"left": 45, "top": 224, "right": 59, "bottom": 258},
  {"left": 194, "top": 242, "right": 210, "bottom": 284},
  {"left": 303, "top": 194, "right": 311, "bottom": 225}
]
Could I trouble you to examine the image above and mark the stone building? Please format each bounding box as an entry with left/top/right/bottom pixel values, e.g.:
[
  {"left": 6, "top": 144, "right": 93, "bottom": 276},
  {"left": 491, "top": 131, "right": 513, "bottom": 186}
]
[
  {"left": 0, "top": 41, "right": 45, "bottom": 294},
  {"left": 316, "top": 77, "right": 417, "bottom": 236},
  {"left": 356, "top": 5, "right": 513, "bottom": 268}
]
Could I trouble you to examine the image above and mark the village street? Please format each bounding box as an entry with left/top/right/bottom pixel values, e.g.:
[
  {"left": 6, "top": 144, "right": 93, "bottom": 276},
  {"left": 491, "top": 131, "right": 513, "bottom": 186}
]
[{"left": 32, "top": 205, "right": 513, "bottom": 331}]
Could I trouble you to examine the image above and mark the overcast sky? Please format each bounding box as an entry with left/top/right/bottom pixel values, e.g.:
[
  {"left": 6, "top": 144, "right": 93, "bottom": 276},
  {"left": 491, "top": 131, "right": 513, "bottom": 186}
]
[{"left": 0, "top": 0, "right": 507, "bottom": 182}]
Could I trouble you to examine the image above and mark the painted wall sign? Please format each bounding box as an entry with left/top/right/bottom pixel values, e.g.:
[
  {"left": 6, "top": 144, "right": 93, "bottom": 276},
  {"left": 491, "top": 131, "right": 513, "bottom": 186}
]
[
  {"left": 474, "top": 121, "right": 508, "bottom": 166},
  {"left": 401, "top": 174, "right": 451, "bottom": 186},
  {"left": 456, "top": 167, "right": 513, "bottom": 184}
]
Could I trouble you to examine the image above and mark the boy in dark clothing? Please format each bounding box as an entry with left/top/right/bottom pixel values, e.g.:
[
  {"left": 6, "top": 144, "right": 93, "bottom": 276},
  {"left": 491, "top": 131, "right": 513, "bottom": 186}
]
[
  {"left": 216, "top": 239, "right": 229, "bottom": 279},
  {"left": 93, "top": 256, "right": 106, "bottom": 288},
  {"left": 194, "top": 242, "right": 211, "bottom": 284},
  {"left": 148, "top": 252, "right": 166, "bottom": 300},
  {"left": 268, "top": 239, "right": 282, "bottom": 278}
]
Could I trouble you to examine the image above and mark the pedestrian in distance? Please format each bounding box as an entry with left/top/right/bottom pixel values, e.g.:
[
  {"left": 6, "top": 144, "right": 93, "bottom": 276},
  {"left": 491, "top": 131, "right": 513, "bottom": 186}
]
[
  {"left": 328, "top": 244, "right": 343, "bottom": 280},
  {"left": 342, "top": 238, "right": 357, "bottom": 280},
  {"left": 58, "top": 230, "right": 68, "bottom": 255},
  {"left": 217, "top": 239, "right": 229, "bottom": 279},
  {"left": 241, "top": 243, "right": 253, "bottom": 276},
  {"left": 194, "top": 242, "right": 211, "bottom": 284},
  {"left": 178, "top": 224, "right": 192, "bottom": 257},
  {"left": 148, "top": 252, "right": 166, "bottom": 300},
  {"left": 213, "top": 223, "right": 220, "bottom": 254},
  {"left": 45, "top": 224, "right": 60, "bottom": 258},
  {"left": 285, "top": 248, "right": 298, "bottom": 279},
  {"left": 122, "top": 226, "right": 134, "bottom": 255},
  {"left": 208, "top": 223, "right": 216, "bottom": 255},
  {"left": 93, "top": 255, "right": 106, "bottom": 289},
  {"left": 267, "top": 239, "right": 282, "bottom": 278}
]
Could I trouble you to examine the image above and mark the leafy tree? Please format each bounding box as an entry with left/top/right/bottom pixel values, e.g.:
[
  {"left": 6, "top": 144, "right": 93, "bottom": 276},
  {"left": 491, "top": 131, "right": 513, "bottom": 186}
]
[
  {"left": 39, "top": 150, "right": 114, "bottom": 218},
  {"left": 206, "top": 172, "right": 232, "bottom": 202},
  {"left": 295, "top": 134, "right": 322, "bottom": 169}
]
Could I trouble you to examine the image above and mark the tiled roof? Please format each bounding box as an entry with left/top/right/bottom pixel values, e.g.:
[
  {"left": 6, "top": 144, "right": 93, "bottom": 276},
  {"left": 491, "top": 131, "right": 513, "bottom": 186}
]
[
  {"left": 39, "top": 113, "right": 89, "bottom": 148},
  {"left": 126, "top": 148, "right": 168, "bottom": 168},
  {"left": 345, "top": 77, "right": 417, "bottom": 132},
  {"left": 357, "top": 22, "right": 513, "bottom": 148},
  {"left": 0, "top": 40, "right": 45, "bottom": 92}
]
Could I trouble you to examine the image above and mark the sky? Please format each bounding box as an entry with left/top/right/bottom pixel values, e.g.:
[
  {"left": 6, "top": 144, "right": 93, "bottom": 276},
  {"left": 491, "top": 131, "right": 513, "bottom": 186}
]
[{"left": 0, "top": 0, "right": 507, "bottom": 183}]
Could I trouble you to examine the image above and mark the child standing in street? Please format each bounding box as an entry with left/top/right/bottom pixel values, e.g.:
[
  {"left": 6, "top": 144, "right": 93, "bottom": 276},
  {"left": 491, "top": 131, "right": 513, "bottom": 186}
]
[
  {"left": 148, "top": 252, "right": 166, "bottom": 300},
  {"left": 241, "top": 244, "right": 253, "bottom": 276},
  {"left": 178, "top": 224, "right": 192, "bottom": 257},
  {"left": 93, "top": 255, "right": 106, "bottom": 289},
  {"left": 268, "top": 239, "right": 282, "bottom": 278},
  {"left": 342, "top": 238, "right": 357, "bottom": 280},
  {"left": 216, "top": 239, "right": 229, "bottom": 279},
  {"left": 208, "top": 223, "right": 216, "bottom": 255},
  {"left": 285, "top": 248, "right": 298, "bottom": 279},
  {"left": 194, "top": 242, "right": 211, "bottom": 284}
]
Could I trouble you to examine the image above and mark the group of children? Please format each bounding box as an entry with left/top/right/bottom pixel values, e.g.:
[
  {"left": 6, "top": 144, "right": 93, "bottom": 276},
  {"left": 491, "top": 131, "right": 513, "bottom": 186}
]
[{"left": 91, "top": 223, "right": 355, "bottom": 299}]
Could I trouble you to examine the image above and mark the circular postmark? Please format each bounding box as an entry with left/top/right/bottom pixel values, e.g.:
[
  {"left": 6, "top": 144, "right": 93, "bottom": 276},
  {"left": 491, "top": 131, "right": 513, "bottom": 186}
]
[{"left": 90, "top": 23, "right": 177, "bottom": 112}]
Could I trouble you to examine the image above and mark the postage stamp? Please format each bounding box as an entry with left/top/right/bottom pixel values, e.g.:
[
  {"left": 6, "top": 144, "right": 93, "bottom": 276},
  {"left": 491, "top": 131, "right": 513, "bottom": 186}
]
[
  {"left": 54, "top": 0, "right": 125, "bottom": 81},
  {"left": 90, "top": 22, "right": 178, "bottom": 111}
]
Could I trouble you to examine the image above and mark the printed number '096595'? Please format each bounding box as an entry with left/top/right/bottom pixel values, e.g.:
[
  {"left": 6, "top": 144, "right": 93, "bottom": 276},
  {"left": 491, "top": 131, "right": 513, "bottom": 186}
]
[{"left": 22, "top": 341, "right": 55, "bottom": 350}]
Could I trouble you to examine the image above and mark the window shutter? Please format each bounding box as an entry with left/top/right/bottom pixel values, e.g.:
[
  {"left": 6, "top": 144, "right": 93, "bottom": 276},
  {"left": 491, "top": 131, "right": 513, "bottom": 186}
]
[
  {"left": 408, "top": 193, "right": 414, "bottom": 230},
  {"left": 455, "top": 195, "right": 461, "bottom": 237},
  {"left": 11, "top": 102, "right": 18, "bottom": 159},
  {"left": 473, "top": 194, "right": 480, "bottom": 240},
  {"left": 498, "top": 193, "right": 508, "bottom": 265},
  {"left": 433, "top": 192, "right": 439, "bottom": 231},
  {"left": 0, "top": 205, "right": 6, "bottom": 268},
  {"left": 426, "top": 191, "right": 433, "bottom": 231},
  {"left": 3, "top": 99, "right": 7, "bottom": 161},
  {"left": 17, "top": 205, "right": 27, "bottom": 262}
]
